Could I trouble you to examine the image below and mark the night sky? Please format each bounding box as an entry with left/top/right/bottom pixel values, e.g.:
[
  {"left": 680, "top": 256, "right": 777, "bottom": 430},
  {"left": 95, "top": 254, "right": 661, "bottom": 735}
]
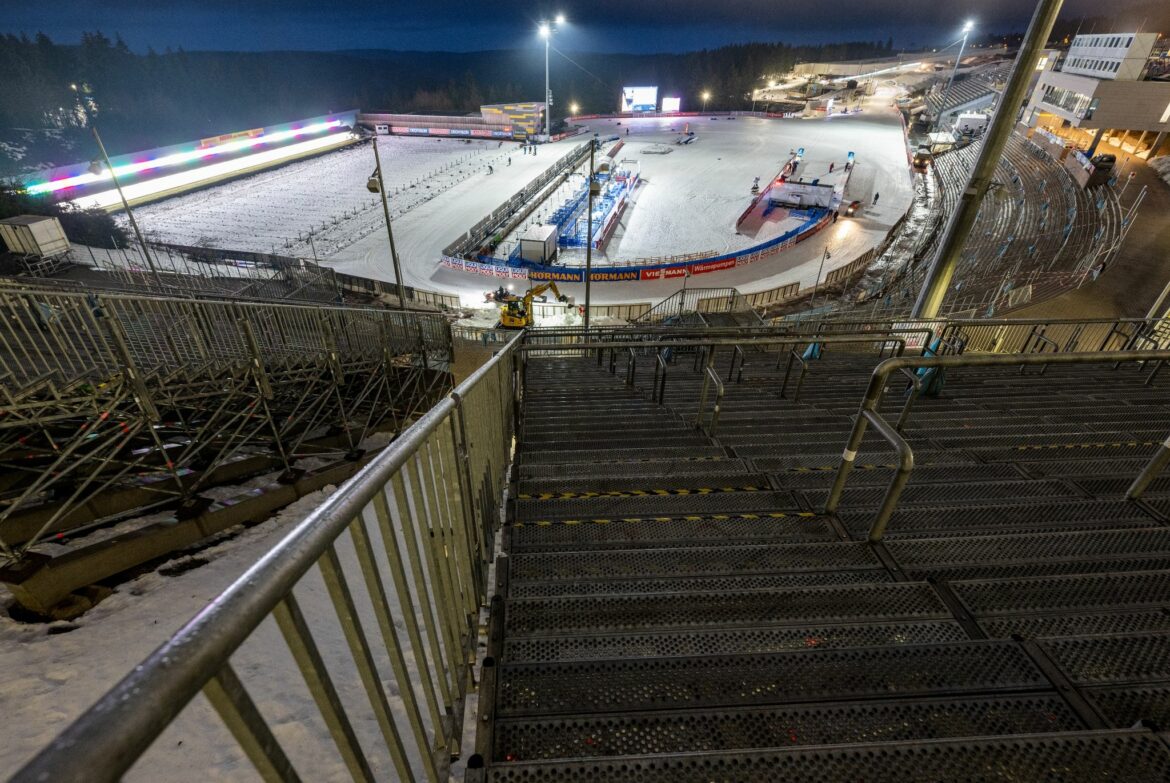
[{"left": 4, "top": 0, "right": 1163, "bottom": 53}]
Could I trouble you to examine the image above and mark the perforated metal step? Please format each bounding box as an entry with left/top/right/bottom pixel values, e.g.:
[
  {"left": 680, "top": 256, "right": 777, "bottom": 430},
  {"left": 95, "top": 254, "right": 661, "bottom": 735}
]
[
  {"left": 887, "top": 528, "right": 1170, "bottom": 569},
  {"left": 489, "top": 694, "right": 1083, "bottom": 762},
  {"left": 500, "top": 618, "right": 964, "bottom": 662},
  {"left": 518, "top": 456, "right": 740, "bottom": 480},
  {"left": 981, "top": 611, "right": 1170, "bottom": 641},
  {"left": 1079, "top": 476, "right": 1170, "bottom": 499},
  {"left": 517, "top": 470, "right": 767, "bottom": 497},
  {"left": 809, "top": 479, "right": 1077, "bottom": 509},
  {"left": 953, "top": 571, "right": 1170, "bottom": 617},
  {"left": 1041, "top": 633, "right": 1170, "bottom": 685},
  {"left": 1087, "top": 685, "right": 1170, "bottom": 729},
  {"left": 520, "top": 445, "right": 726, "bottom": 465},
  {"left": 508, "top": 513, "right": 835, "bottom": 553},
  {"left": 508, "top": 541, "right": 877, "bottom": 584},
  {"left": 514, "top": 490, "right": 798, "bottom": 523},
  {"left": 506, "top": 568, "right": 890, "bottom": 599},
  {"left": 902, "top": 554, "right": 1170, "bottom": 583},
  {"left": 493, "top": 641, "right": 1045, "bottom": 717},
  {"left": 774, "top": 463, "right": 1023, "bottom": 490},
  {"left": 839, "top": 499, "right": 1157, "bottom": 539},
  {"left": 503, "top": 583, "right": 950, "bottom": 637}
]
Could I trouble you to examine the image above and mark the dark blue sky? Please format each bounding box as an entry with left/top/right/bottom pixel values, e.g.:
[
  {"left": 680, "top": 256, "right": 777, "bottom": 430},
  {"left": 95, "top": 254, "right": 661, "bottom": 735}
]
[{"left": 2, "top": 0, "right": 1155, "bottom": 53}]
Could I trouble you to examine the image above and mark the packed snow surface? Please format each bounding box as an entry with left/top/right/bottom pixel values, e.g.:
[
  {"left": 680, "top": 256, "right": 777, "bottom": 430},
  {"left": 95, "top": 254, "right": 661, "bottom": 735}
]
[{"left": 128, "top": 91, "right": 915, "bottom": 305}]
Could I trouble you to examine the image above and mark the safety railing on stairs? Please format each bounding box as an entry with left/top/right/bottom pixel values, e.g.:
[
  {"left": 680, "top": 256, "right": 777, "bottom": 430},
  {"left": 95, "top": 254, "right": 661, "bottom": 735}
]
[
  {"left": 825, "top": 349, "right": 1170, "bottom": 543},
  {"left": 11, "top": 334, "right": 522, "bottom": 783}
]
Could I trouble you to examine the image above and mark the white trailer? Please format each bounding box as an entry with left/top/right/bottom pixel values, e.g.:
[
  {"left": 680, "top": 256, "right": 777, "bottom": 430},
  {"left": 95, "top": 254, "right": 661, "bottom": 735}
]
[
  {"left": 518, "top": 224, "right": 558, "bottom": 264},
  {"left": 955, "top": 112, "right": 990, "bottom": 135},
  {"left": 0, "top": 215, "right": 70, "bottom": 259}
]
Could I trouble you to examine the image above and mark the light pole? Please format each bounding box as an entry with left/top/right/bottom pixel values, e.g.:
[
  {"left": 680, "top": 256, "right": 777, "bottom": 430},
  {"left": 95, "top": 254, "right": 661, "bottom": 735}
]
[
  {"left": 368, "top": 136, "right": 408, "bottom": 308},
  {"left": 935, "top": 20, "right": 975, "bottom": 132},
  {"left": 539, "top": 14, "right": 565, "bottom": 139},
  {"left": 812, "top": 245, "right": 831, "bottom": 306},
  {"left": 584, "top": 139, "right": 598, "bottom": 331},
  {"left": 73, "top": 84, "right": 163, "bottom": 288},
  {"left": 702, "top": 90, "right": 711, "bottom": 113}
]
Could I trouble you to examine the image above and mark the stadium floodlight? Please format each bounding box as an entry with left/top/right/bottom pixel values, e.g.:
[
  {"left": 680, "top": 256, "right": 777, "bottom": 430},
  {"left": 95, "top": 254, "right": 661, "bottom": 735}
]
[
  {"left": 570, "top": 102, "right": 579, "bottom": 115},
  {"left": 538, "top": 15, "right": 566, "bottom": 137},
  {"left": 936, "top": 19, "right": 975, "bottom": 131},
  {"left": 702, "top": 90, "right": 711, "bottom": 112}
]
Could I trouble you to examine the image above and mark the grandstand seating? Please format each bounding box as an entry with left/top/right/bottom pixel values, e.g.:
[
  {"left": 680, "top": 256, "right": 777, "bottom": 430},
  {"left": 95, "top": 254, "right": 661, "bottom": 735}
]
[
  {"left": 834, "top": 131, "right": 1122, "bottom": 320},
  {"left": 474, "top": 323, "right": 1170, "bottom": 779},
  {"left": 925, "top": 63, "right": 1012, "bottom": 119}
]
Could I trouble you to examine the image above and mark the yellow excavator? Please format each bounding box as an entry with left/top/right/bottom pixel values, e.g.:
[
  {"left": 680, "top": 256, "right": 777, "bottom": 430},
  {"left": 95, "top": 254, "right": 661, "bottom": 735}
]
[{"left": 498, "top": 282, "right": 570, "bottom": 329}]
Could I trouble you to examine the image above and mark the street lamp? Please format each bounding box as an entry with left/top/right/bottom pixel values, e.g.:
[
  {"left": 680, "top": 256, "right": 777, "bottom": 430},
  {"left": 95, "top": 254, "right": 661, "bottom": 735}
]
[
  {"left": 936, "top": 20, "right": 975, "bottom": 131},
  {"left": 366, "top": 137, "right": 408, "bottom": 308},
  {"left": 570, "top": 102, "right": 579, "bottom": 116},
  {"left": 702, "top": 90, "right": 711, "bottom": 112},
  {"left": 72, "top": 84, "right": 163, "bottom": 288},
  {"left": 539, "top": 14, "right": 566, "bottom": 138}
]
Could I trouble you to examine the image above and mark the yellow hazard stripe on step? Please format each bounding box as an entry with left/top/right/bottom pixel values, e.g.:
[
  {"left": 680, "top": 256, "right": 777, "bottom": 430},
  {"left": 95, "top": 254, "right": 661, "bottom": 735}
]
[
  {"left": 513, "top": 511, "right": 819, "bottom": 527},
  {"left": 518, "top": 486, "right": 764, "bottom": 500},
  {"left": 1014, "top": 440, "right": 1155, "bottom": 451},
  {"left": 787, "top": 464, "right": 895, "bottom": 473}
]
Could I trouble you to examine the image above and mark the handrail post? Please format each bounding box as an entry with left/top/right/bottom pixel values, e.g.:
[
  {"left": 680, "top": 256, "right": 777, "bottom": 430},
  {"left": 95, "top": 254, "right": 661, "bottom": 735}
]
[
  {"left": 704, "top": 365, "right": 725, "bottom": 435},
  {"left": 781, "top": 348, "right": 808, "bottom": 401},
  {"left": 895, "top": 366, "right": 923, "bottom": 433},
  {"left": 1127, "top": 433, "right": 1170, "bottom": 500},
  {"left": 863, "top": 409, "right": 915, "bottom": 542},
  {"left": 654, "top": 351, "right": 668, "bottom": 404}
]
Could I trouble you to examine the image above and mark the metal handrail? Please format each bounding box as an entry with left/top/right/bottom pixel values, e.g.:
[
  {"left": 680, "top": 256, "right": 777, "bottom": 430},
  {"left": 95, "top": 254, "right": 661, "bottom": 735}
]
[
  {"left": 781, "top": 348, "right": 808, "bottom": 401},
  {"left": 13, "top": 334, "right": 524, "bottom": 783},
  {"left": 728, "top": 345, "right": 745, "bottom": 383},
  {"left": 626, "top": 347, "right": 637, "bottom": 387},
  {"left": 825, "top": 348, "right": 1170, "bottom": 542},
  {"left": 653, "top": 351, "right": 668, "bottom": 404},
  {"left": 697, "top": 365, "right": 726, "bottom": 435}
]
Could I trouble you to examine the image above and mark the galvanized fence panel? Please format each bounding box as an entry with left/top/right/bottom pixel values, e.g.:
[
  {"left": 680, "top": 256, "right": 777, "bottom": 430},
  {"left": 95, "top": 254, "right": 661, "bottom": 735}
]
[{"left": 11, "top": 335, "right": 521, "bottom": 783}]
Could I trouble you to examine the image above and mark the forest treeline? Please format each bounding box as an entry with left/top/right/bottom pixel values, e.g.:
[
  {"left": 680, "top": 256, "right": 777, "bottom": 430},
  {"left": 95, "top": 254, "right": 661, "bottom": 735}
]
[{"left": 1, "top": 31, "right": 897, "bottom": 158}]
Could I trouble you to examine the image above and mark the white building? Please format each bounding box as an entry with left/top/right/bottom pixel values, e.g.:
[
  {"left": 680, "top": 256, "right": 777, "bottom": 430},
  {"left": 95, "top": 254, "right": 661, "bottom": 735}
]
[{"left": 1023, "top": 32, "right": 1170, "bottom": 159}]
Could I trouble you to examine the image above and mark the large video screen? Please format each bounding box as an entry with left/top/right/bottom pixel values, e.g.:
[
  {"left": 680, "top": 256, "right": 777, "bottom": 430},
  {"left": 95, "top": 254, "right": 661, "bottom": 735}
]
[
  {"left": 621, "top": 86, "right": 659, "bottom": 113},
  {"left": 661, "top": 96, "right": 681, "bottom": 113}
]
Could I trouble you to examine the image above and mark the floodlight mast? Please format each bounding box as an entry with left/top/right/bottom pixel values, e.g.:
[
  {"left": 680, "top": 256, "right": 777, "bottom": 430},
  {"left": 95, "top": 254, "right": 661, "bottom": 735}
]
[
  {"left": 934, "top": 20, "right": 976, "bottom": 132},
  {"left": 540, "top": 16, "right": 566, "bottom": 138},
  {"left": 913, "top": 1, "right": 1065, "bottom": 318}
]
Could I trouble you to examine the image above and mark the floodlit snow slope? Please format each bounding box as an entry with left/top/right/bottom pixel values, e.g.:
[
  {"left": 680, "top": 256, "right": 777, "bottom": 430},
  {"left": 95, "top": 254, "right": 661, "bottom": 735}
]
[
  {"left": 127, "top": 91, "right": 915, "bottom": 306},
  {"left": 331, "top": 93, "right": 915, "bottom": 304},
  {"left": 128, "top": 135, "right": 511, "bottom": 259}
]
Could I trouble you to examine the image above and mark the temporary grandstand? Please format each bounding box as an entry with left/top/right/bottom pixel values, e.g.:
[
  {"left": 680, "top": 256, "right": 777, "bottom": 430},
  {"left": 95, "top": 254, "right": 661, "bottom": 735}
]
[
  {"left": 791, "top": 129, "right": 1132, "bottom": 321},
  {"left": 924, "top": 62, "right": 1014, "bottom": 129}
]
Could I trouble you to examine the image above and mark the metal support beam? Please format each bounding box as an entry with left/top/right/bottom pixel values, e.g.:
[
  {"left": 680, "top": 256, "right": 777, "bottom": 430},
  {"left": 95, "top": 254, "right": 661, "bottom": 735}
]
[{"left": 911, "top": 0, "right": 1065, "bottom": 318}]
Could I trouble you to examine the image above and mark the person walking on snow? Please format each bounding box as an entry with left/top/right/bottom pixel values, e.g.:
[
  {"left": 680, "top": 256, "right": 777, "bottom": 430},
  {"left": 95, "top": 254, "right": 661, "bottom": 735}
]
[
  {"left": 488, "top": 165, "right": 493, "bottom": 175},
  {"left": 873, "top": 192, "right": 880, "bottom": 205},
  {"left": 829, "top": 162, "right": 835, "bottom": 173}
]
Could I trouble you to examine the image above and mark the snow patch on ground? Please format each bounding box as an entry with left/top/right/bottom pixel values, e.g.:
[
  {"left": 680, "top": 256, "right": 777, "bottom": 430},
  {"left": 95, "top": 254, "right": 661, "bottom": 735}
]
[{"left": 1151, "top": 156, "right": 1170, "bottom": 188}]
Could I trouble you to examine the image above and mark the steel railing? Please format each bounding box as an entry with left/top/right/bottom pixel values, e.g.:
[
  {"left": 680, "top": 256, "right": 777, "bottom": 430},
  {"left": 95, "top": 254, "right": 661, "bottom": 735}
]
[
  {"left": 825, "top": 349, "right": 1170, "bottom": 542},
  {"left": 11, "top": 334, "right": 522, "bottom": 783}
]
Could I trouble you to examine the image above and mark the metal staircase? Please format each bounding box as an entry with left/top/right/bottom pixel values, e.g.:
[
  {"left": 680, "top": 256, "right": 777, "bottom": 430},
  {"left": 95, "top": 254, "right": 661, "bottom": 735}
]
[
  {"left": 470, "top": 324, "right": 1170, "bottom": 781},
  {"left": 14, "top": 317, "right": 1170, "bottom": 782}
]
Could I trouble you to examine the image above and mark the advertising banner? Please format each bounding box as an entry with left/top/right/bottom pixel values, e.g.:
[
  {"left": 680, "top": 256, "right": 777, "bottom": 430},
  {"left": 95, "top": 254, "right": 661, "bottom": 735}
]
[{"left": 443, "top": 210, "right": 832, "bottom": 284}]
